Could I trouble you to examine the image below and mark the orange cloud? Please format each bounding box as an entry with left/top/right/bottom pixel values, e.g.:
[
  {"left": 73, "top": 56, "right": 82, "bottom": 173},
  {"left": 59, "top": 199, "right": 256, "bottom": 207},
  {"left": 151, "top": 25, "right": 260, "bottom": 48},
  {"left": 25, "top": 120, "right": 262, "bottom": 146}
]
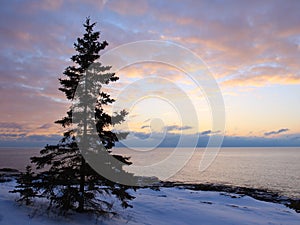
[
  {"left": 222, "top": 74, "right": 300, "bottom": 87},
  {"left": 222, "top": 66, "right": 300, "bottom": 87}
]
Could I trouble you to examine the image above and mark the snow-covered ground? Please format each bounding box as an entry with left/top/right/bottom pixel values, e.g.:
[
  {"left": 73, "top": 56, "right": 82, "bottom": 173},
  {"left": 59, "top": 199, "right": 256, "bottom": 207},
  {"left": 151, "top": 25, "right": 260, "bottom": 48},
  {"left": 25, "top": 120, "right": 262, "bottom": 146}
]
[{"left": 1, "top": 180, "right": 299, "bottom": 225}]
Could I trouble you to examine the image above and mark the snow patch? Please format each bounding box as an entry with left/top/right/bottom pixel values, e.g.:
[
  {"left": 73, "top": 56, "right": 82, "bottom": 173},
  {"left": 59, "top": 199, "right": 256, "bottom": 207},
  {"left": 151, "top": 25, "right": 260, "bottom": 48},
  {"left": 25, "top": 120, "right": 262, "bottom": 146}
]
[{"left": 1, "top": 181, "right": 300, "bottom": 225}]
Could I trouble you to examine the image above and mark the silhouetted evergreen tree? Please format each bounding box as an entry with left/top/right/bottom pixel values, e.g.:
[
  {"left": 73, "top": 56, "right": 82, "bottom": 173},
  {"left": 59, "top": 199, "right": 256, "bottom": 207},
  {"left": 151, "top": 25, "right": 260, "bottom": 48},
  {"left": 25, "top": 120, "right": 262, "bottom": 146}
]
[
  {"left": 11, "top": 166, "right": 36, "bottom": 206},
  {"left": 12, "top": 18, "right": 136, "bottom": 215}
]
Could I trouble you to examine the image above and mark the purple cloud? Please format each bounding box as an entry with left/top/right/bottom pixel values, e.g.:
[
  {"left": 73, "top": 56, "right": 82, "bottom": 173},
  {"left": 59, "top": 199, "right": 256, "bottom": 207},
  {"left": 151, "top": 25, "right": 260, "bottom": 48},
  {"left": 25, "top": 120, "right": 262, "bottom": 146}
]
[
  {"left": 264, "top": 128, "right": 289, "bottom": 136},
  {"left": 164, "top": 125, "right": 193, "bottom": 131},
  {"left": 0, "top": 0, "right": 300, "bottom": 147}
]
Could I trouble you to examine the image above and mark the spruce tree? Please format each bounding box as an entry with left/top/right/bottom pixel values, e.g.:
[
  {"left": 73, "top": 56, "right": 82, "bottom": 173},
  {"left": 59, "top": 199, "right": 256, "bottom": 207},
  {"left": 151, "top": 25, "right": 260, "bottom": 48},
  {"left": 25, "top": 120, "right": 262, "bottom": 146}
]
[
  {"left": 11, "top": 166, "right": 36, "bottom": 206},
  {"left": 13, "top": 18, "right": 135, "bottom": 214}
]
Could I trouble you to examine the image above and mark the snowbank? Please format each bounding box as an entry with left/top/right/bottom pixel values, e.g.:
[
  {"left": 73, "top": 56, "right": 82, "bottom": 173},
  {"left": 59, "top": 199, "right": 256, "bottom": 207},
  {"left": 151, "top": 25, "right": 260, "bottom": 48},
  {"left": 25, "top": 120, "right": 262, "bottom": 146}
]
[{"left": 1, "top": 181, "right": 299, "bottom": 225}]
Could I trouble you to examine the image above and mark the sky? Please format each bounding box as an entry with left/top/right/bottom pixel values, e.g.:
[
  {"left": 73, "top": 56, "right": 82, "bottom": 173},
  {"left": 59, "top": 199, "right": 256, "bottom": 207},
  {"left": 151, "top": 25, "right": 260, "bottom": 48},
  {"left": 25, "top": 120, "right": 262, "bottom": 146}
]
[{"left": 0, "top": 0, "right": 300, "bottom": 147}]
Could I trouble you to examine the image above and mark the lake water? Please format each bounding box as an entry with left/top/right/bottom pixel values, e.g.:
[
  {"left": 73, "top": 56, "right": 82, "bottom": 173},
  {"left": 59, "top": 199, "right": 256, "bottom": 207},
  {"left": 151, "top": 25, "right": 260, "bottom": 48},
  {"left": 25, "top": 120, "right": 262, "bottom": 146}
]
[{"left": 0, "top": 147, "right": 299, "bottom": 198}]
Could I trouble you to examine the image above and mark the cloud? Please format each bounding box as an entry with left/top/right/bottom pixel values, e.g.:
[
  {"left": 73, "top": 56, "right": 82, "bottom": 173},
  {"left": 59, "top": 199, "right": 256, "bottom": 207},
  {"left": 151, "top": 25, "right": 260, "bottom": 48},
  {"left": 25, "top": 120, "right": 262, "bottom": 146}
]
[
  {"left": 1, "top": 0, "right": 300, "bottom": 146},
  {"left": 264, "top": 128, "right": 289, "bottom": 136},
  {"left": 2, "top": 128, "right": 299, "bottom": 148},
  {"left": 0, "top": 122, "right": 24, "bottom": 130},
  {"left": 24, "top": 0, "right": 64, "bottom": 12},
  {"left": 151, "top": 1, "right": 300, "bottom": 87},
  {"left": 198, "top": 130, "right": 221, "bottom": 136},
  {"left": 38, "top": 123, "right": 53, "bottom": 129},
  {"left": 131, "top": 131, "right": 151, "bottom": 140},
  {"left": 0, "top": 134, "right": 61, "bottom": 147},
  {"left": 221, "top": 65, "right": 300, "bottom": 87},
  {"left": 0, "top": 120, "right": 62, "bottom": 141},
  {"left": 200, "top": 130, "right": 211, "bottom": 135},
  {"left": 164, "top": 125, "right": 193, "bottom": 132},
  {"left": 0, "top": 121, "right": 61, "bottom": 146},
  {"left": 0, "top": 122, "right": 30, "bottom": 136},
  {"left": 140, "top": 125, "right": 193, "bottom": 132},
  {"left": 107, "top": 0, "right": 148, "bottom": 16},
  {"left": 118, "top": 131, "right": 300, "bottom": 148}
]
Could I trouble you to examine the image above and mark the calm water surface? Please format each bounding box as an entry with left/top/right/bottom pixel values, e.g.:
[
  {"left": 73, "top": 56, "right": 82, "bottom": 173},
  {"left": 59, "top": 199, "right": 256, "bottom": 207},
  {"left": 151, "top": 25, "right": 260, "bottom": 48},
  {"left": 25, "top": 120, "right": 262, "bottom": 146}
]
[{"left": 1, "top": 147, "right": 299, "bottom": 198}]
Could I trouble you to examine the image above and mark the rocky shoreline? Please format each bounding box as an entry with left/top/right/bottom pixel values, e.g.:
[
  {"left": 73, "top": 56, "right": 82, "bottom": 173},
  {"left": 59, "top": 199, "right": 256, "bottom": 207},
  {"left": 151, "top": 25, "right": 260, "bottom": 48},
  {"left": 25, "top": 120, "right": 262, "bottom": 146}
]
[
  {"left": 158, "top": 181, "right": 300, "bottom": 213},
  {"left": 0, "top": 168, "right": 19, "bottom": 183}
]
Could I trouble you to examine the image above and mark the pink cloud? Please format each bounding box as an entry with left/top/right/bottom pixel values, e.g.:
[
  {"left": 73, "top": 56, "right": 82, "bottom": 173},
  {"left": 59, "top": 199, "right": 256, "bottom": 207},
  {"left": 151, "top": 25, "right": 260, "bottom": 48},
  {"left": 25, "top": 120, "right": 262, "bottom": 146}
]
[
  {"left": 1, "top": 0, "right": 300, "bottom": 142},
  {"left": 107, "top": 0, "right": 148, "bottom": 16},
  {"left": 23, "top": 0, "right": 64, "bottom": 12}
]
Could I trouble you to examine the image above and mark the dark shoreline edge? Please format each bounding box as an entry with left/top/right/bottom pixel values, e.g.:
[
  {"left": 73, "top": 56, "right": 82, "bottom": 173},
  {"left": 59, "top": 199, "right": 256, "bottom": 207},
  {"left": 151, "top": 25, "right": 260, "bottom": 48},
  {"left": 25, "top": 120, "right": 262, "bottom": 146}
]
[
  {"left": 1, "top": 168, "right": 299, "bottom": 213},
  {"left": 155, "top": 181, "right": 300, "bottom": 213},
  {"left": 0, "top": 168, "right": 20, "bottom": 182}
]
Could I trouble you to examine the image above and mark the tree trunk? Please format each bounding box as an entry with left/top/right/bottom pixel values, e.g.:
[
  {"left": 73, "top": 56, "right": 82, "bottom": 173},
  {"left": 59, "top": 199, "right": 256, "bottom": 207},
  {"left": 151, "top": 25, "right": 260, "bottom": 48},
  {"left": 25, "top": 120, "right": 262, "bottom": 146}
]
[
  {"left": 78, "top": 156, "right": 85, "bottom": 212},
  {"left": 78, "top": 71, "right": 88, "bottom": 212}
]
